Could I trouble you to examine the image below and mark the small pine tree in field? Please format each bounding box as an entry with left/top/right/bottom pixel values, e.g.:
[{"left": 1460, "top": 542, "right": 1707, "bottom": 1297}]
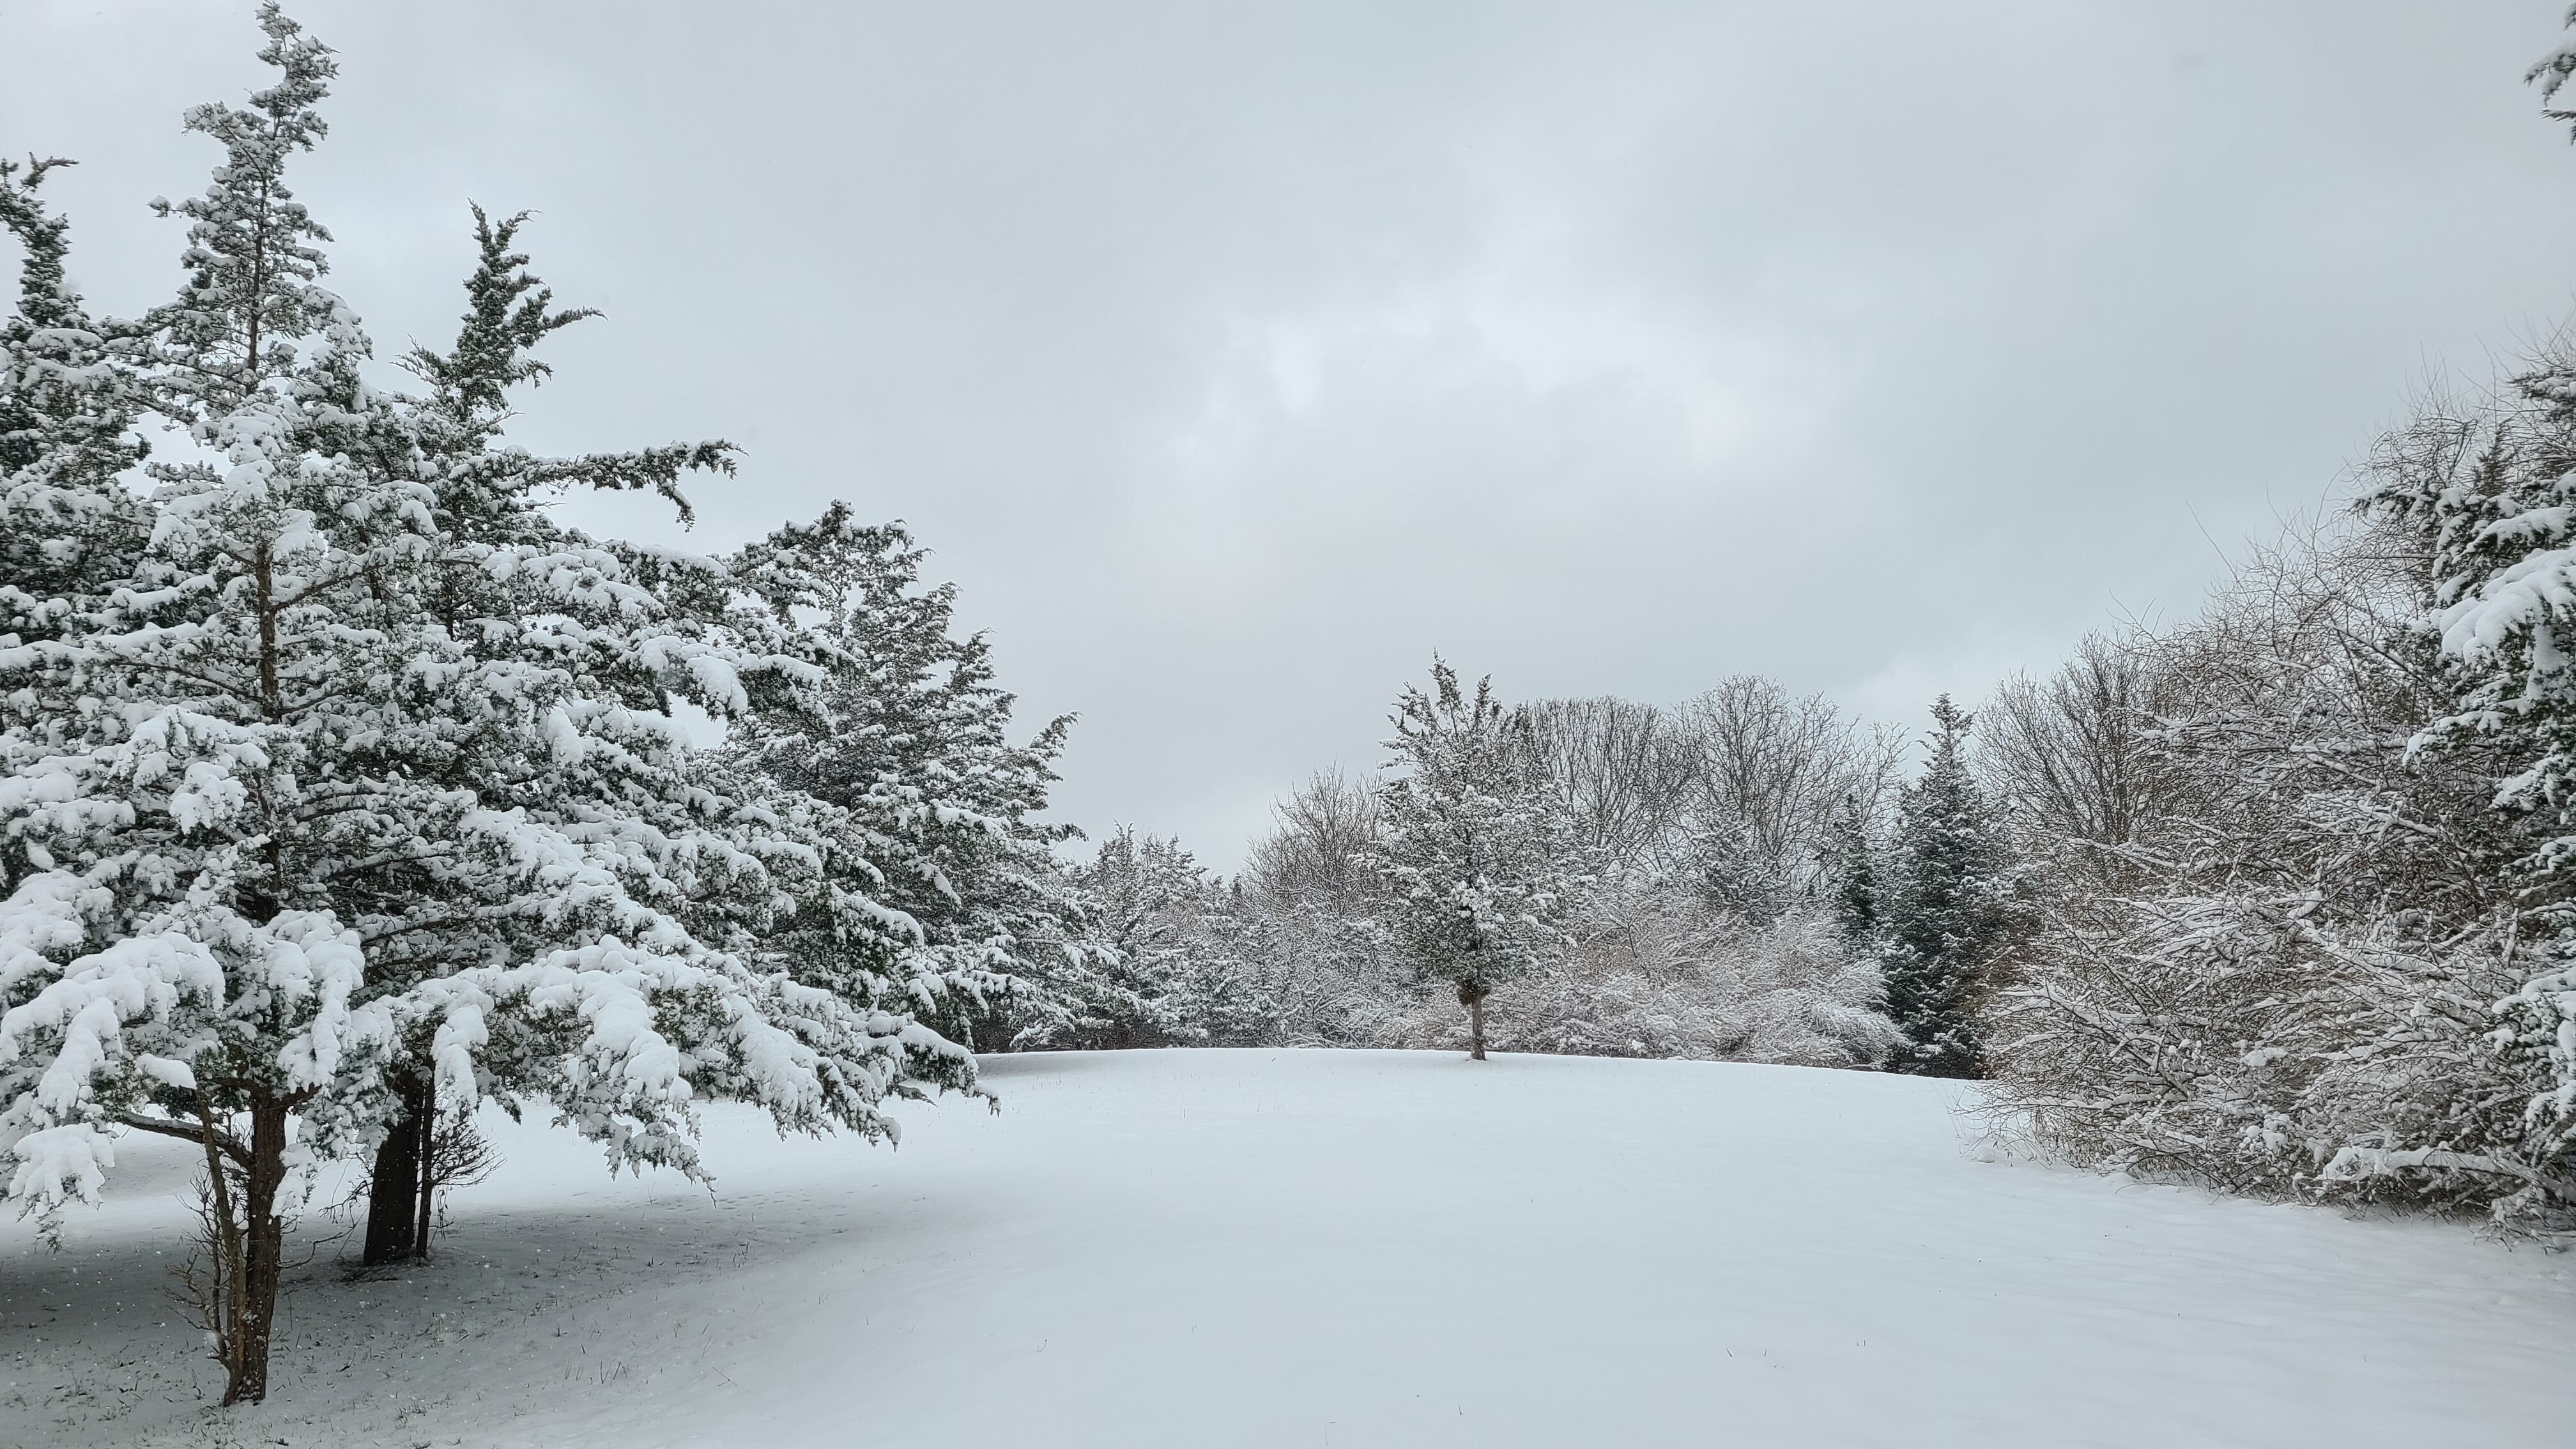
[
  {"left": 1368, "top": 659, "right": 1589, "bottom": 1061},
  {"left": 1882, "top": 696, "right": 2011, "bottom": 1078}
]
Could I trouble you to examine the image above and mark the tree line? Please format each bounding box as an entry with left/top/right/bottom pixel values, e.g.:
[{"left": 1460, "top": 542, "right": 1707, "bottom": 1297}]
[{"left": 1036, "top": 667, "right": 1970, "bottom": 1075}]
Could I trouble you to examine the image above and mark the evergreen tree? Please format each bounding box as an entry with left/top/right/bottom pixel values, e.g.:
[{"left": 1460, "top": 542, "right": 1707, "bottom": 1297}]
[
  {"left": 1047, "top": 828, "right": 1217, "bottom": 1047},
  {"left": 1, "top": 10, "right": 433, "bottom": 1399},
  {"left": 1368, "top": 659, "right": 1588, "bottom": 1061},
  {"left": 344, "top": 201, "right": 766, "bottom": 1264},
  {"left": 1821, "top": 792, "right": 1881, "bottom": 951},
  {"left": 0, "top": 156, "right": 151, "bottom": 677},
  {"left": 723, "top": 505, "right": 1083, "bottom": 1054},
  {"left": 1058, "top": 827, "right": 1280, "bottom": 1048},
  {"left": 1881, "top": 696, "right": 2009, "bottom": 1078}
]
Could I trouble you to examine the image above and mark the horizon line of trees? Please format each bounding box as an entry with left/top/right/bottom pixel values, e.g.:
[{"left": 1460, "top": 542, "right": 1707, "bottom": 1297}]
[{"left": 1041, "top": 665, "right": 2005, "bottom": 1078}]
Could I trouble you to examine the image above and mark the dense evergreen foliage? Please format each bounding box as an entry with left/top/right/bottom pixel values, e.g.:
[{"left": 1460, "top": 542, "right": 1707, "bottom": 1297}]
[{"left": 1880, "top": 698, "right": 2010, "bottom": 1078}]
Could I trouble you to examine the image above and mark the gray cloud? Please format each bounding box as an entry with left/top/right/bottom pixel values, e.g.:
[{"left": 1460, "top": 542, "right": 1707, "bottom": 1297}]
[{"left": 8, "top": 0, "right": 2575, "bottom": 866}]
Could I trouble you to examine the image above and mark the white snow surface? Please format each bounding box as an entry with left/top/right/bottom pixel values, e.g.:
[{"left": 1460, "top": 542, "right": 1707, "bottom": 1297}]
[{"left": 3, "top": 1048, "right": 2570, "bottom": 1448}]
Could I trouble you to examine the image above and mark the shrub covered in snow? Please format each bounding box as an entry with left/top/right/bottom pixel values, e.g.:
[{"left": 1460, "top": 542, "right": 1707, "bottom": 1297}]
[
  {"left": 1980, "top": 522, "right": 2574, "bottom": 1229},
  {"left": 1382, "top": 897, "right": 1901, "bottom": 1066}
]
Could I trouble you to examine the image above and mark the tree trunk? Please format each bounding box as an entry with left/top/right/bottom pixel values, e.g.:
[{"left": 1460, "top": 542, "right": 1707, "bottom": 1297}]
[
  {"left": 1459, "top": 978, "right": 1489, "bottom": 1061},
  {"left": 194, "top": 1094, "right": 248, "bottom": 1402},
  {"left": 224, "top": 1092, "right": 292, "bottom": 1406},
  {"left": 362, "top": 1071, "right": 425, "bottom": 1264},
  {"left": 411, "top": 1070, "right": 436, "bottom": 1259}
]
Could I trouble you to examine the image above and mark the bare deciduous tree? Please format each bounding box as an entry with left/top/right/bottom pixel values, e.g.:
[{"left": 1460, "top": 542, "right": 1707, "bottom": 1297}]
[
  {"left": 1977, "top": 631, "right": 2184, "bottom": 880},
  {"left": 1516, "top": 697, "right": 1695, "bottom": 864},
  {"left": 1670, "top": 678, "right": 1903, "bottom": 917},
  {"left": 1243, "top": 768, "right": 1386, "bottom": 908}
]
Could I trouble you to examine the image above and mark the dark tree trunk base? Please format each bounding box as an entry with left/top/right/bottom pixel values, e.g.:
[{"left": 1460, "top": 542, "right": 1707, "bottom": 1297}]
[
  {"left": 412, "top": 1071, "right": 436, "bottom": 1257},
  {"left": 362, "top": 1073, "right": 428, "bottom": 1264},
  {"left": 1459, "top": 979, "right": 1490, "bottom": 1061},
  {"left": 224, "top": 1094, "right": 293, "bottom": 1406}
]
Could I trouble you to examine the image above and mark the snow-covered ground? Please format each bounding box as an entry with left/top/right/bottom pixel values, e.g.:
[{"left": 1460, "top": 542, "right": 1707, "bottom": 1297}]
[{"left": 4, "top": 1049, "right": 2570, "bottom": 1448}]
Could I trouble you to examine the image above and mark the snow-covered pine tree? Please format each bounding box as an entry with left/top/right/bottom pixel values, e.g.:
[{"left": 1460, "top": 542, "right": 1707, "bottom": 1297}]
[
  {"left": 1, "top": 155, "right": 156, "bottom": 950},
  {"left": 1059, "top": 827, "right": 1259, "bottom": 1047},
  {"left": 1818, "top": 789, "right": 1898, "bottom": 1068},
  {"left": 1368, "top": 659, "right": 1590, "bottom": 1061},
  {"left": 1881, "top": 696, "right": 2011, "bottom": 1078},
  {"left": 1, "top": 10, "right": 430, "bottom": 1400},
  {"left": 1821, "top": 792, "right": 1881, "bottom": 951},
  {"left": 722, "top": 505, "right": 1084, "bottom": 1054},
  {"left": 0, "top": 156, "right": 151, "bottom": 677},
  {"left": 359, "top": 238, "right": 985, "bottom": 1275},
  {"left": 350, "top": 208, "right": 1057, "bottom": 1275},
  {"left": 341, "top": 199, "right": 770, "bottom": 1265}
]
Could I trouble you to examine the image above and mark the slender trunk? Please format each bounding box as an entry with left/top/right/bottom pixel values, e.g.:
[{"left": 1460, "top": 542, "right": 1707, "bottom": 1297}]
[
  {"left": 411, "top": 1070, "right": 436, "bottom": 1259},
  {"left": 194, "top": 1094, "right": 247, "bottom": 1397},
  {"left": 224, "top": 1092, "right": 291, "bottom": 1406},
  {"left": 362, "top": 1072, "right": 425, "bottom": 1264},
  {"left": 255, "top": 540, "right": 279, "bottom": 717},
  {"left": 1459, "top": 978, "right": 1489, "bottom": 1062}
]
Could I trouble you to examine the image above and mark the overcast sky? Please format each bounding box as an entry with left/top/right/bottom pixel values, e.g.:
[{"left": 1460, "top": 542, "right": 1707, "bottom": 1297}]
[{"left": 9, "top": 1, "right": 2576, "bottom": 868}]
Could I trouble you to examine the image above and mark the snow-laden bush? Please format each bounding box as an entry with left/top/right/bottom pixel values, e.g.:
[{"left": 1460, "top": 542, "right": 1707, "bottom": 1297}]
[
  {"left": 1189, "top": 840, "right": 1899, "bottom": 1067},
  {"left": 1989, "top": 886, "right": 2563, "bottom": 1211},
  {"left": 2352, "top": 328, "right": 2576, "bottom": 1227},
  {"left": 1981, "top": 522, "right": 2574, "bottom": 1229}
]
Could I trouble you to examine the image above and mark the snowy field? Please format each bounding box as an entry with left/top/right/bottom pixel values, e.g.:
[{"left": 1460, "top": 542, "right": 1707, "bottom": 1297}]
[{"left": 4, "top": 1049, "right": 2570, "bottom": 1448}]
